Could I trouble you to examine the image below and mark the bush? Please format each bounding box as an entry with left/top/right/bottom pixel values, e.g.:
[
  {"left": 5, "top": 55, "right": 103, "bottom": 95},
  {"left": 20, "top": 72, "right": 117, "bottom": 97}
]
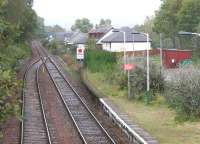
[
  {"left": 130, "top": 62, "right": 164, "bottom": 100},
  {"left": 85, "top": 49, "right": 117, "bottom": 73},
  {"left": 0, "top": 43, "right": 30, "bottom": 124},
  {"left": 64, "top": 54, "right": 74, "bottom": 66},
  {"left": 108, "top": 64, "right": 127, "bottom": 89},
  {"left": 165, "top": 68, "right": 200, "bottom": 120}
]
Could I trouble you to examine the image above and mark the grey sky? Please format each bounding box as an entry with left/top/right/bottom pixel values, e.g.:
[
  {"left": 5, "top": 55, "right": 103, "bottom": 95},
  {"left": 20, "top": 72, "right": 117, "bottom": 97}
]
[{"left": 33, "top": 0, "right": 162, "bottom": 30}]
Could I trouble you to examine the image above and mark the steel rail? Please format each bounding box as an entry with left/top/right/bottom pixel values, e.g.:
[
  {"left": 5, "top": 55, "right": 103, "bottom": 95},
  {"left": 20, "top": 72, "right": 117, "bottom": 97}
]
[
  {"left": 36, "top": 63, "right": 52, "bottom": 144},
  {"left": 37, "top": 44, "right": 89, "bottom": 143},
  {"left": 34, "top": 42, "right": 115, "bottom": 143},
  {"left": 45, "top": 57, "right": 116, "bottom": 144},
  {"left": 43, "top": 59, "right": 88, "bottom": 144},
  {"left": 20, "top": 59, "right": 41, "bottom": 144}
]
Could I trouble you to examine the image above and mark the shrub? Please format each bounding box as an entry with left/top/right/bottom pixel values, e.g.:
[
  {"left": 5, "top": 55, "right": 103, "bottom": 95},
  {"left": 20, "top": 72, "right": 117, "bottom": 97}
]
[
  {"left": 108, "top": 64, "right": 127, "bottom": 89},
  {"left": 130, "top": 62, "right": 164, "bottom": 100},
  {"left": 64, "top": 54, "right": 73, "bottom": 66},
  {"left": 165, "top": 68, "right": 200, "bottom": 120},
  {"left": 85, "top": 49, "right": 117, "bottom": 73},
  {"left": 87, "top": 38, "right": 96, "bottom": 49}
]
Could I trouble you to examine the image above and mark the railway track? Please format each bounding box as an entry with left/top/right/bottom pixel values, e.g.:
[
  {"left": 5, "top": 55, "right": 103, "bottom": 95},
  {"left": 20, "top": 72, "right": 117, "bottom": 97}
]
[
  {"left": 44, "top": 57, "right": 116, "bottom": 144},
  {"left": 21, "top": 59, "right": 52, "bottom": 144},
  {"left": 21, "top": 42, "right": 116, "bottom": 144}
]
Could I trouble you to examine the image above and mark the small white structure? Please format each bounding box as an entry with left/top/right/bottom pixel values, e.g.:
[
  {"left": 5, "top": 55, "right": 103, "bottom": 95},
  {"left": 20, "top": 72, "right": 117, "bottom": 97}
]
[{"left": 97, "top": 27, "right": 151, "bottom": 52}]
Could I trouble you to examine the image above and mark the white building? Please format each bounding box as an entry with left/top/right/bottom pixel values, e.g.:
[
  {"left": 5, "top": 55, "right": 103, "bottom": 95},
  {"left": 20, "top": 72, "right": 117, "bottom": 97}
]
[{"left": 97, "top": 27, "right": 151, "bottom": 52}]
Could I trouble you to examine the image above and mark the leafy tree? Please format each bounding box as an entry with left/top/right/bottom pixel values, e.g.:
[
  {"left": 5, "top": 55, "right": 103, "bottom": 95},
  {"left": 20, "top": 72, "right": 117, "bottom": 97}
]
[
  {"left": 178, "top": 0, "right": 200, "bottom": 32},
  {"left": 96, "top": 18, "right": 112, "bottom": 28},
  {"left": 134, "top": 16, "right": 160, "bottom": 48},
  {"left": 35, "top": 16, "right": 46, "bottom": 38},
  {"left": 19, "top": 7, "right": 38, "bottom": 40},
  {"left": 45, "top": 25, "right": 66, "bottom": 33},
  {"left": 71, "top": 18, "right": 93, "bottom": 33},
  {"left": 154, "top": 0, "right": 183, "bottom": 48},
  {"left": 0, "top": 0, "right": 39, "bottom": 131},
  {"left": 154, "top": 0, "right": 200, "bottom": 49},
  {"left": 99, "top": 19, "right": 112, "bottom": 26}
]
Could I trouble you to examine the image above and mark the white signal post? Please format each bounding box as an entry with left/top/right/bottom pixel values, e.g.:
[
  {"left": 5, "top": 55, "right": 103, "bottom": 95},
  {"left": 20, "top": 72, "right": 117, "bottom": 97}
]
[{"left": 124, "top": 64, "right": 134, "bottom": 99}]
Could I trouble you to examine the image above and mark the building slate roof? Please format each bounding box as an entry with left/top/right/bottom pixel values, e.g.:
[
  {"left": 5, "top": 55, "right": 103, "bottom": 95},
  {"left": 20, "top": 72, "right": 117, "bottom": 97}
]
[
  {"left": 69, "top": 32, "right": 88, "bottom": 44},
  {"left": 101, "top": 27, "right": 152, "bottom": 43},
  {"left": 52, "top": 32, "right": 73, "bottom": 42},
  {"left": 89, "top": 26, "right": 113, "bottom": 34}
]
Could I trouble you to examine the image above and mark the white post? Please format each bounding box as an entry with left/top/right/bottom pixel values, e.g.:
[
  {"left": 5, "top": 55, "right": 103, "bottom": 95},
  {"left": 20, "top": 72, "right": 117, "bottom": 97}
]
[
  {"left": 128, "top": 70, "right": 130, "bottom": 99},
  {"left": 123, "top": 32, "right": 126, "bottom": 73},
  {"left": 147, "top": 33, "right": 150, "bottom": 92},
  {"left": 132, "top": 33, "right": 135, "bottom": 57},
  {"left": 160, "top": 33, "right": 163, "bottom": 68}
]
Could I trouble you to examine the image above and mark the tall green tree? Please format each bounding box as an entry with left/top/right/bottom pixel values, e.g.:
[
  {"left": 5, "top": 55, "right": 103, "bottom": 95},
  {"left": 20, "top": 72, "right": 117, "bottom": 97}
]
[
  {"left": 154, "top": 0, "right": 200, "bottom": 49},
  {"left": 154, "top": 0, "right": 183, "bottom": 48},
  {"left": 134, "top": 16, "right": 160, "bottom": 48},
  {"left": 178, "top": 0, "right": 200, "bottom": 32},
  {"left": 96, "top": 18, "right": 112, "bottom": 28},
  {"left": 0, "top": 0, "right": 39, "bottom": 128},
  {"left": 71, "top": 18, "right": 93, "bottom": 33}
]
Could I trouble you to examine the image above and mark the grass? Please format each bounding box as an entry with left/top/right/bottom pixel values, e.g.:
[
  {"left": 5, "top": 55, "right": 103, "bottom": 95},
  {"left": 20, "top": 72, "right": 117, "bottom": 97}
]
[
  {"left": 151, "top": 56, "right": 161, "bottom": 65},
  {"left": 86, "top": 69, "right": 200, "bottom": 144}
]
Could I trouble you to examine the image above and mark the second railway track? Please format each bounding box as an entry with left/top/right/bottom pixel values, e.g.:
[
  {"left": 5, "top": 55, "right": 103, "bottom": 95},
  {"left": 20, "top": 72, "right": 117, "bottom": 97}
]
[
  {"left": 21, "top": 60, "right": 52, "bottom": 144},
  {"left": 21, "top": 41, "right": 116, "bottom": 144},
  {"left": 44, "top": 57, "right": 116, "bottom": 144}
]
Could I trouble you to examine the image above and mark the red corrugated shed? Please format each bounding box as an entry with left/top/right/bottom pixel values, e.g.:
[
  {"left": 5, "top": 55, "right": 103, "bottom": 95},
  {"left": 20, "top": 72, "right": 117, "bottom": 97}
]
[{"left": 163, "top": 49, "right": 192, "bottom": 68}]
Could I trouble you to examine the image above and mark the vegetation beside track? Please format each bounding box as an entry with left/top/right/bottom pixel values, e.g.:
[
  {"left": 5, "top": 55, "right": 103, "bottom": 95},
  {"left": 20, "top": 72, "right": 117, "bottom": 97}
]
[
  {"left": 80, "top": 48, "right": 200, "bottom": 143},
  {"left": 84, "top": 67, "right": 200, "bottom": 144},
  {"left": 48, "top": 40, "right": 200, "bottom": 143},
  {"left": 0, "top": 0, "right": 43, "bottom": 138}
]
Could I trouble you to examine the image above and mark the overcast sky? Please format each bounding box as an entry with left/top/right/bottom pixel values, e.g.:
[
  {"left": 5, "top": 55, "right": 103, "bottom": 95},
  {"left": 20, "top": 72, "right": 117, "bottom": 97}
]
[{"left": 33, "top": 0, "right": 162, "bottom": 30}]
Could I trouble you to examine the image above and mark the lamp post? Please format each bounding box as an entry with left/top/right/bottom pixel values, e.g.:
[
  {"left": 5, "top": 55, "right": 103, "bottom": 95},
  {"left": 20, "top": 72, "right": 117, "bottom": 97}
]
[
  {"left": 160, "top": 33, "right": 163, "bottom": 69},
  {"left": 146, "top": 33, "right": 150, "bottom": 92},
  {"left": 131, "top": 32, "right": 150, "bottom": 93},
  {"left": 112, "top": 29, "right": 126, "bottom": 73},
  {"left": 178, "top": 31, "right": 200, "bottom": 37}
]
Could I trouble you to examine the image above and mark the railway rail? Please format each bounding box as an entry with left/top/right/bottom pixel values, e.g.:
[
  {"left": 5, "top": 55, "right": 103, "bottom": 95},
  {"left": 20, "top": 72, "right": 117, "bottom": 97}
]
[
  {"left": 44, "top": 57, "right": 116, "bottom": 144},
  {"left": 21, "top": 42, "right": 115, "bottom": 144},
  {"left": 21, "top": 56, "right": 52, "bottom": 144}
]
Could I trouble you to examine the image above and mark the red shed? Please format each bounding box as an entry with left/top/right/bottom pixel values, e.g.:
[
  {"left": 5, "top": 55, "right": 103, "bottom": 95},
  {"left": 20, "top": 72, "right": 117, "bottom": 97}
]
[{"left": 162, "top": 49, "right": 192, "bottom": 68}]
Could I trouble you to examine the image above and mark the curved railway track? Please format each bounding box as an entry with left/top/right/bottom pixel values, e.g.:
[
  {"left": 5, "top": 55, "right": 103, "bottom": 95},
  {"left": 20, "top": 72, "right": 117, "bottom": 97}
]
[
  {"left": 21, "top": 42, "right": 116, "bottom": 144},
  {"left": 21, "top": 59, "right": 52, "bottom": 144}
]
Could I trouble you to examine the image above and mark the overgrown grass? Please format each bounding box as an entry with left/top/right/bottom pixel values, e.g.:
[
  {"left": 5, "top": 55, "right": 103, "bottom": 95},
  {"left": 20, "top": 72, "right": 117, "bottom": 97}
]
[
  {"left": 85, "top": 49, "right": 117, "bottom": 73},
  {"left": 86, "top": 69, "right": 200, "bottom": 144}
]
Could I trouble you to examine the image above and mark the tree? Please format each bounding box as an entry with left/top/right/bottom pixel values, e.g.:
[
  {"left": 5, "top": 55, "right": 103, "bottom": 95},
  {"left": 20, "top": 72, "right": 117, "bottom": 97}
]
[
  {"left": 134, "top": 16, "right": 160, "bottom": 48},
  {"left": 100, "top": 19, "right": 111, "bottom": 26},
  {"left": 52, "top": 25, "right": 66, "bottom": 32},
  {"left": 154, "top": 0, "right": 183, "bottom": 48},
  {"left": 71, "top": 18, "right": 93, "bottom": 33},
  {"left": 35, "top": 16, "right": 46, "bottom": 38},
  {"left": 178, "top": 0, "right": 200, "bottom": 32},
  {"left": 154, "top": 0, "right": 200, "bottom": 49},
  {"left": 19, "top": 7, "right": 38, "bottom": 39},
  {"left": 96, "top": 18, "right": 112, "bottom": 28},
  {"left": 0, "top": 0, "right": 39, "bottom": 127},
  {"left": 44, "top": 25, "right": 66, "bottom": 34}
]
